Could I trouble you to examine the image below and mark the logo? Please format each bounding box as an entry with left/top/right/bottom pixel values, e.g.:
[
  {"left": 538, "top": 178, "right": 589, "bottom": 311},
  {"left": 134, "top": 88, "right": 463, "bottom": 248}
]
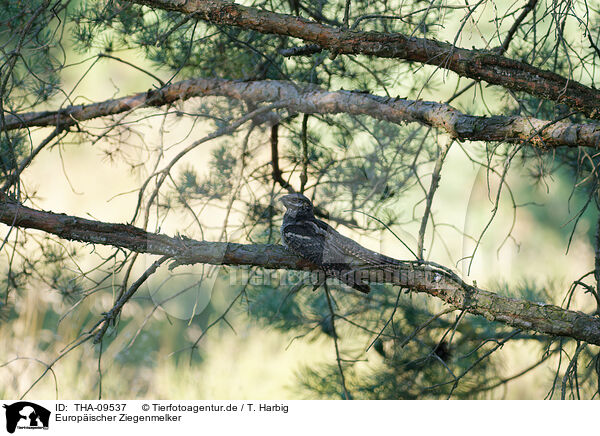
[{"left": 2, "top": 402, "right": 50, "bottom": 433}]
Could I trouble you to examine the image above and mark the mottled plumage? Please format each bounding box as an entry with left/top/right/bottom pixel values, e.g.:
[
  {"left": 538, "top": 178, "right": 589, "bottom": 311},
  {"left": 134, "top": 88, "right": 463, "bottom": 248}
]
[{"left": 280, "top": 193, "right": 402, "bottom": 294}]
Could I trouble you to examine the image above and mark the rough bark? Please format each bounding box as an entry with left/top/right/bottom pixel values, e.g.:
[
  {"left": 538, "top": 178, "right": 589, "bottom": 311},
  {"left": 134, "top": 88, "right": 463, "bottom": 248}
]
[
  {"left": 1, "top": 194, "right": 599, "bottom": 346},
  {"left": 125, "top": 0, "right": 600, "bottom": 119},
  {"left": 5, "top": 78, "right": 600, "bottom": 149}
]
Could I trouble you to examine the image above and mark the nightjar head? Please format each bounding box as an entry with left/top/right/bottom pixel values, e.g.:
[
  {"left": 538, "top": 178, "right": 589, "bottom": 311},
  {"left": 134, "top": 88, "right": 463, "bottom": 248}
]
[{"left": 280, "top": 193, "right": 314, "bottom": 219}]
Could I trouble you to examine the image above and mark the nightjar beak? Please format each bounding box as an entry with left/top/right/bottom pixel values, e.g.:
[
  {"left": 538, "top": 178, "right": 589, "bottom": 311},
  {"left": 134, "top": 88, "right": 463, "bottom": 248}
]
[{"left": 279, "top": 194, "right": 293, "bottom": 208}]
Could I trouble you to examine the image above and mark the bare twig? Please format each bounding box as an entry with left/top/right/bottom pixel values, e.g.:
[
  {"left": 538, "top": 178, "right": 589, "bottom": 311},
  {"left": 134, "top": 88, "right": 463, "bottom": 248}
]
[
  {"left": 92, "top": 255, "right": 169, "bottom": 343},
  {"left": 300, "top": 114, "right": 309, "bottom": 192},
  {"left": 270, "top": 123, "right": 294, "bottom": 192},
  {"left": 417, "top": 142, "right": 451, "bottom": 260},
  {"left": 500, "top": 0, "right": 539, "bottom": 53},
  {"left": 324, "top": 283, "right": 351, "bottom": 400},
  {"left": 561, "top": 342, "right": 587, "bottom": 399}
]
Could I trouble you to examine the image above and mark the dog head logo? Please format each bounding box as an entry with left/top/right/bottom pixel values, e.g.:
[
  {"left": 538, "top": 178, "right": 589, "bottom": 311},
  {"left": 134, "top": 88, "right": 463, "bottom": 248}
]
[{"left": 3, "top": 402, "right": 50, "bottom": 433}]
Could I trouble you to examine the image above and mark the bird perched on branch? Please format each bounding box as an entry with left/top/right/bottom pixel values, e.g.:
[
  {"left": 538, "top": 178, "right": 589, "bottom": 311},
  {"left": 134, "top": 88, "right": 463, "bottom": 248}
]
[{"left": 280, "top": 193, "right": 404, "bottom": 294}]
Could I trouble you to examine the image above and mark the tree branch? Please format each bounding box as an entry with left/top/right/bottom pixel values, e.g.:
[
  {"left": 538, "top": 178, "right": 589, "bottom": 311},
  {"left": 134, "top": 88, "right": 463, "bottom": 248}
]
[
  {"left": 500, "top": 0, "right": 538, "bottom": 54},
  {"left": 1, "top": 194, "right": 600, "bottom": 346},
  {"left": 270, "top": 123, "right": 294, "bottom": 192},
  {"left": 5, "top": 78, "right": 600, "bottom": 149},
  {"left": 125, "top": 0, "right": 600, "bottom": 119}
]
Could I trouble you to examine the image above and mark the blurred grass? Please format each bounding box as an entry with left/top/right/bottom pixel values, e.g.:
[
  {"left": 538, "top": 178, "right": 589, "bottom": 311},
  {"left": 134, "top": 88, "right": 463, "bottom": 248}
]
[{"left": 0, "top": 278, "right": 333, "bottom": 399}]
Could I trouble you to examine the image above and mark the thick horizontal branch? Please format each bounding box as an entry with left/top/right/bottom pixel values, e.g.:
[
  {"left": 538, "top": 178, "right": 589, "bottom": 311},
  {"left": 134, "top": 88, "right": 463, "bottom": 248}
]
[
  {"left": 1, "top": 194, "right": 599, "bottom": 345},
  {"left": 126, "top": 0, "right": 600, "bottom": 119},
  {"left": 5, "top": 78, "right": 600, "bottom": 149}
]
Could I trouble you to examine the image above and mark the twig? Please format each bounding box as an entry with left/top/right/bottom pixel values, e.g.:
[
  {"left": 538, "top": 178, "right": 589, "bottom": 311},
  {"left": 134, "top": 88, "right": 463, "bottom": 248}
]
[
  {"left": 400, "top": 307, "right": 456, "bottom": 348},
  {"left": 300, "top": 114, "right": 309, "bottom": 192},
  {"left": 1, "top": 126, "right": 66, "bottom": 191},
  {"left": 98, "top": 53, "right": 165, "bottom": 86},
  {"left": 270, "top": 123, "right": 294, "bottom": 192},
  {"left": 561, "top": 342, "right": 587, "bottom": 399},
  {"left": 324, "top": 283, "right": 351, "bottom": 400},
  {"left": 93, "top": 255, "right": 169, "bottom": 343},
  {"left": 366, "top": 288, "right": 402, "bottom": 352},
  {"left": 417, "top": 142, "right": 451, "bottom": 260},
  {"left": 343, "top": 0, "right": 351, "bottom": 29},
  {"left": 500, "top": 0, "right": 539, "bottom": 53}
]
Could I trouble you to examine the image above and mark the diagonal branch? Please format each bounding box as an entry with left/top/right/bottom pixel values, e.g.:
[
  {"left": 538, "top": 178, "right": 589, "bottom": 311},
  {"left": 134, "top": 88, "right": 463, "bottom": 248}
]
[
  {"left": 1, "top": 194, "right": 600, "bottom": 346},
  {"left": 500, "top": 0, "right": 538, "bottom": 54},
  {"left": 92, "top": 255, "right": 170, "bottom": 344},
  {"left": 125, "top": 0, "right": 600, "bottom": 119},
  {"left": 4, "top": 78, "right": 600, "bottom": 149}
]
